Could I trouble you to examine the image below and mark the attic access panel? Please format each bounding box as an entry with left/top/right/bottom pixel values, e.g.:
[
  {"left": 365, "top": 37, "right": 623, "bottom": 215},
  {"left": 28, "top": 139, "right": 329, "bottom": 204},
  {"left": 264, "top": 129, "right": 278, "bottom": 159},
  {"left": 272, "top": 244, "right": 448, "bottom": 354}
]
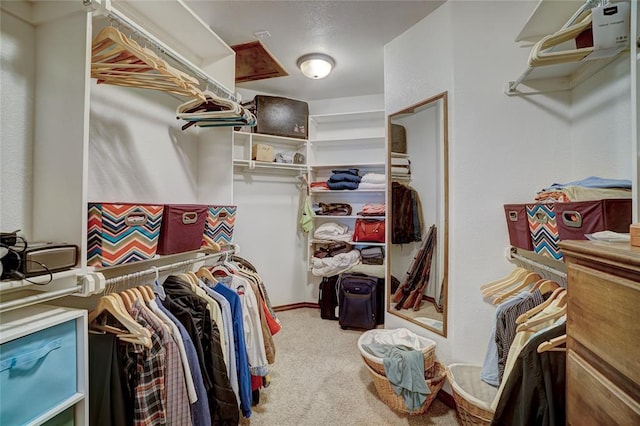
[{"left": 231, "top": 40, "right": 289, "bottom": 83}]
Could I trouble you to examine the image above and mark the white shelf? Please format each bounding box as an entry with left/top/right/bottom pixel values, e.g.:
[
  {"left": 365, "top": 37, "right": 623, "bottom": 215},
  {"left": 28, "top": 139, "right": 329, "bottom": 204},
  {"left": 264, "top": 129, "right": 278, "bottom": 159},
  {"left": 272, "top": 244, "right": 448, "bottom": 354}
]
[
  {"left": 234, "top": 131, "right": 308, "bottom": 146},
  {"left": 0, "top": 268, "right": 82, "bottom": 293},
  {"left": 233, "top": 159, "right": 308, "bottom": 172},
  {"left": 505, "top": 0, "right": 630, "bottom": 95},
  {"left": 311, "top": 135, "right": 384, "bottom": 144},
  {"left": 309, "top": 109, "right": 385, "bottom": 124},
  {"left": 310, "top": 239, "right": 385, "bottom": 247},
  {"left": 311, "top": 189, "right": 386, "bottom": 194},
  {"left": 0, "top": 304, "right": 85, "bottom": 343},
  {"left": 311, "top": 162, "right": 385, "bottom": 169}
]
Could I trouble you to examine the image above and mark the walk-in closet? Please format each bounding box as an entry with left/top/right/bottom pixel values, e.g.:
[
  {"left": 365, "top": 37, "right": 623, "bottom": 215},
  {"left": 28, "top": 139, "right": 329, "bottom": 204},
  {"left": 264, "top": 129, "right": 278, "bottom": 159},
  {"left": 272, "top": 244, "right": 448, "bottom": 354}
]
[{"left": 1, "top": 0, "right": 639, "bottom": 425}]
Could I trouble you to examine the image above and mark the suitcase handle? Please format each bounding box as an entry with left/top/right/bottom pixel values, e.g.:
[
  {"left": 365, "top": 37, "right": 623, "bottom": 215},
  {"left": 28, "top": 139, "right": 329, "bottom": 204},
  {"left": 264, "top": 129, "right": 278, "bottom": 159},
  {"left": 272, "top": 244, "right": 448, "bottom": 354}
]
[
  {"left": 508, "top": 211, "right": 518, "bottom": 221},
  {"left": 182, "top": 212, "right": 198, "bottom": 224},
  {"left": 218, "top": 212, "right": 228, "bottom": 219},
  {"left": 125, "top": 212, "right": 148, "bottom": 226},
  {"left": 0, "top": 338, "right": 62, "bottom": 372},
  {"left": 562, "top": 211, "right": 583, "bottom": 228},
  {"left": 534, "top": 211, "right": 548, "bottom": 224}
]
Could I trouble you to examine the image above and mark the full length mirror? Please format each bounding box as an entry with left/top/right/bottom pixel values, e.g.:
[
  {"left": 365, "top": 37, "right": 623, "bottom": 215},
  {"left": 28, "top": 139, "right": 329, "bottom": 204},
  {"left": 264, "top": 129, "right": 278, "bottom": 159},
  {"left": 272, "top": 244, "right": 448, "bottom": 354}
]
[{"left": 387, "top": 92, "right": 448, "bottom": 336}]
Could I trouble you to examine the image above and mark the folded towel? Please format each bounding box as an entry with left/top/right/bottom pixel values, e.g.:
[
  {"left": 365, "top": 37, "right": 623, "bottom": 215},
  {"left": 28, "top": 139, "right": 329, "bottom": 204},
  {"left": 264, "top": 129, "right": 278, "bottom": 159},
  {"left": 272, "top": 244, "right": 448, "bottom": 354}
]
[
  {"left": 391, "top": 157, "right": 410, "bottom": 166},
  {"left": 391, "top": 166, "right": 411, "bottom": 175},
  {"left": 360, "top": 173, "right": 386, "bottom": 184}
]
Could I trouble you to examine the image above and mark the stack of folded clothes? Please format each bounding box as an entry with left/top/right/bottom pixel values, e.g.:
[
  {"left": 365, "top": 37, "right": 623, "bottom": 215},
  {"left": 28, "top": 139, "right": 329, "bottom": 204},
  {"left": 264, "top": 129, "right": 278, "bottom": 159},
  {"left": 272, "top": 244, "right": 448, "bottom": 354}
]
[
  {"left": 535, "top": 176, "right": 632, "bottom": 202},
  {"left": 391, "top": 157, "right": 411, "bottom": 180},
  {"left": 359, "top": 173, "right": 386, "bottom": 189},
  {"left": 327, "top": 168, "right": 361, "bottom": 190}
]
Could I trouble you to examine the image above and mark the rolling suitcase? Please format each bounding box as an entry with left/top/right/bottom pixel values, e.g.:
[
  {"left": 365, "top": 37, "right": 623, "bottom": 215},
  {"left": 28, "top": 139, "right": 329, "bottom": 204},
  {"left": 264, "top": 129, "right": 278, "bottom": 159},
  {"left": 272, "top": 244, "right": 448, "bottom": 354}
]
[
  {"left": 338, "top": 273, "right": 378, "bottom": 330},
  {"left": 319, "top": 275, "right": 340, "bottom": 320}
]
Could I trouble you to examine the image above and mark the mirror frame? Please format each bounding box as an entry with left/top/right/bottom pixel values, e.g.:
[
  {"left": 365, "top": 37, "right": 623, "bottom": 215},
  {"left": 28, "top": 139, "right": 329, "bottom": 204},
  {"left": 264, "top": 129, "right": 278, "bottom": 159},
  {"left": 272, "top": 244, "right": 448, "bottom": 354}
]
[{"left": 386, "top": 91, "right": 449, "bottom": 337}]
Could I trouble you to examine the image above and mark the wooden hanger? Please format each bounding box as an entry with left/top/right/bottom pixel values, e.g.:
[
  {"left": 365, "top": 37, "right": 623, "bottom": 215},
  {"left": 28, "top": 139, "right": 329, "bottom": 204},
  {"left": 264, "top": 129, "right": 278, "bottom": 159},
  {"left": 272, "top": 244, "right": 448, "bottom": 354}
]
[
  {"left": 117, "top": 290, "right": 134, "bottom": 312},
  {"left": 88, "top": 294, "right": 152, "bottom": 348},
  {"left": 196, "top": 267, "right": 217, "bottom": 284},
  {"left": 482, "top": 268, "right": 529, "bottom": 297},
  {"left": 537, "top": 334, "right": 567, "bottom": 353},
  {"left": 516, "top": 303, "right": 566, "bottom": 333},
  {"left": 493, "top": 273, "right": 543, "bottom": 305},
  {"left": 480, "top": 267, "right": 528, "bottom": 291},
  {"left": 516, "top": 287, "right": 565, "bottom": 324}
]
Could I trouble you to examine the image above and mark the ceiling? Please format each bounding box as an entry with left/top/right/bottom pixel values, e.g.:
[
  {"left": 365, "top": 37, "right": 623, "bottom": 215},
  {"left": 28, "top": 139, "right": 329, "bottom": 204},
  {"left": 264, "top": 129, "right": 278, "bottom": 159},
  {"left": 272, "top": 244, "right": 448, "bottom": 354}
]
[{"left": 186, "top": 1, "right": 445, "bottom": 101}]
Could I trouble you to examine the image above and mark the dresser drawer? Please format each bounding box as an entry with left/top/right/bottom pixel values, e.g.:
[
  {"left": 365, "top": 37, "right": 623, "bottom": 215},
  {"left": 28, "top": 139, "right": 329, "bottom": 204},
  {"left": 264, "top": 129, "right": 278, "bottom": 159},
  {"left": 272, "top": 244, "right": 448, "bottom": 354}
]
[
  {"left": 567, "top": 263, "right": 640, "bottom": 387},
  {"left": 0, "top": 320, "right": 78, "bottom": 425},
  {"left": 567, "top": 350, "right": 640, "bottom": 426}
]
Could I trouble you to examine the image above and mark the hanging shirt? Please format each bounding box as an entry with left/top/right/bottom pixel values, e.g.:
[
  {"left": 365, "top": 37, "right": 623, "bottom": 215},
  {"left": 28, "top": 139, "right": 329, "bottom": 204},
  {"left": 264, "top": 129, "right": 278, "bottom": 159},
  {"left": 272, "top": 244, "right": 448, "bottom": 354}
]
[
  {"left": 212, "top": 281, "right": 253, "bottom": 418},
  {"left": 154, "top": 298, "right": 211, "bottom": 426},
  {"left": 192, "top": 281, "right": 229, "bottom": 370},
  {"left": 202, "top": 279, "right": 240, "bottom": 403},
  {"left": 136, "top": 301, "right": 191, "bottom": 426}
]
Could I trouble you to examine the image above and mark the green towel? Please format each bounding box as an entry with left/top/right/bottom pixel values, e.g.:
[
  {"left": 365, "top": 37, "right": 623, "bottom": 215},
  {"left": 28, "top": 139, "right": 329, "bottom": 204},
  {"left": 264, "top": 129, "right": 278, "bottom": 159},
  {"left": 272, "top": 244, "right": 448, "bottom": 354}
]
[
  {"left": 362, "top": 343, "right": 430, "bottom": 411},
  {"left": 300, "top": 196, "right": 315, "bottom": 233}
]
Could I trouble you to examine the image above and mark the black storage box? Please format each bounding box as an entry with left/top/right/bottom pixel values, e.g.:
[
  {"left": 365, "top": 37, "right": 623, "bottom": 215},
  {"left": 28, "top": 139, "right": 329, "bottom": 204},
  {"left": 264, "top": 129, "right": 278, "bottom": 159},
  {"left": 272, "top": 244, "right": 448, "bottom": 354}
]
[{"left": 248, "top": 95, "right": 309, "bottom": 139}]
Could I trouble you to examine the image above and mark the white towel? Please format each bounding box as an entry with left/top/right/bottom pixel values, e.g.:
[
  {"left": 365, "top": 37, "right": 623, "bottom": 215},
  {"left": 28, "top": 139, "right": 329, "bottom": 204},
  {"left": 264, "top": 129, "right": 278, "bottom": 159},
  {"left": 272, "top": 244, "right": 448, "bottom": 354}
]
[
  {"left": 391, "top": 166, "right": 410, "bottom": 175},
  {"left": 361, "top": 173, "right": 386, "bottom": 184},
  {"left": 391, "top": 157, "right": 410, "bottom": 166}
]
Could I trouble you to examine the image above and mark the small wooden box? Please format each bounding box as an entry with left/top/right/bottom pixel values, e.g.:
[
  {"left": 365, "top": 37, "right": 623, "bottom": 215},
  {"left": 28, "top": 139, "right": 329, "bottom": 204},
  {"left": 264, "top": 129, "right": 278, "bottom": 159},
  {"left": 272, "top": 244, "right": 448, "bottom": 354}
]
[
  {"left": 630, "top": 223, "right": 640, "bottom": 247},
  {"left": 252, "top": 143, "right": 274, "bottom": 162}
]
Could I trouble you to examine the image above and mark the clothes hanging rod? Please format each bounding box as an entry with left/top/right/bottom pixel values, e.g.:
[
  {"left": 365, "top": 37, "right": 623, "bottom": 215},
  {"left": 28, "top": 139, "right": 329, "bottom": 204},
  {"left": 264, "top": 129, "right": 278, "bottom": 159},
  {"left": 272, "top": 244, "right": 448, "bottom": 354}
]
[
  {"left": 85, "top": 0, "right": 238, "bottom": 103},
  {"left": 103, "top": 247, "right": 235, "bottom": 286},
  {"left": 506, "top": 0, "right": 601, "bottom": 94},
  {"left": 508, "top": 250, "right": 567, "bottom": 284},
  {"left": 0, "top": 286, "right": 83, "bottom": 313}
]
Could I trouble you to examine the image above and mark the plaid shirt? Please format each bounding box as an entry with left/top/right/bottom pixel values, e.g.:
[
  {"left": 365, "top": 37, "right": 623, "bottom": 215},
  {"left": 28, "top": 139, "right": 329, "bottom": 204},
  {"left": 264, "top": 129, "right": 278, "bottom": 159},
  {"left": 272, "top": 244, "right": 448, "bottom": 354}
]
[
  {"left": 126, "top": 301, "right": 167, "bottom": 426},
  {"left": 138, "top": 302, "right": 191, "bottom": 426}
]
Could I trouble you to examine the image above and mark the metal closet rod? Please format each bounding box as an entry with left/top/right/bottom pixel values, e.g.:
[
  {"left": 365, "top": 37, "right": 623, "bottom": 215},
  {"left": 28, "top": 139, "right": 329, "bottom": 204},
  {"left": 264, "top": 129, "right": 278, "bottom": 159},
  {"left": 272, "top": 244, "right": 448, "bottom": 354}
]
[
  {"left": 85, "top": 0, "right": 238, "bottom": 103},
  {"left": 507, "top": 0, "right": 602, "bottom": 94},
  {"left": 509, "top": 251, "right": 567, "bottom": 282},
  {"left": 103, "top": 247, "right": 236, "bottom": 286}
]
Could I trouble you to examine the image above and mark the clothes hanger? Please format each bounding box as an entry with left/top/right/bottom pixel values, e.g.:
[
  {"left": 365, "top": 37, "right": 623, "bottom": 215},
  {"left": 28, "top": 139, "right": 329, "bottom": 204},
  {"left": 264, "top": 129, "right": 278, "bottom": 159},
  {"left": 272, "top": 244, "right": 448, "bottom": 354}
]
[
  {"left": 492, "top": 273, "right": 543, "bottom": 304},
  {"left": 537, "top": 334, "right": 567, "bottom": 353},
  {"left": 516, "top": 302, "right": 566, "bottom": 333},
  {"left": 515, "top": 287, "right": 565, "bottom": 324},
  {"left": 481, "top": 268, "right": 529, "bottom": 297},
  {"left": 529, "top": 14, "right": 594, "bottom": 67},
  {"left": 196, "top": 267, "right": 217, "bottom": 284},
  {"left": 480, "top": 267, "right": 528, "bottom": 291},
  {"left": 118, "top": 289, "right": 134, "bottom": 311},
  {"left": 88, "top": 294, "right": 152, "bottom": 348}
]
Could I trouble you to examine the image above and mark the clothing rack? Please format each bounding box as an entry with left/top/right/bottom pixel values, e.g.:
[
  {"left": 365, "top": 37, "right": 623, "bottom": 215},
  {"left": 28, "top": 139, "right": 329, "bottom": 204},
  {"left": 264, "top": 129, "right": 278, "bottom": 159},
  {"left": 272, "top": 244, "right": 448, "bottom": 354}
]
[
  {"left": 506, "top": 0, "right": 601, "bottom": 94},
  {"left": 102, "top": 247, "right": 236, "bottom": 291},
  {"left": 85, "top": 0, "right": 238, "bottom": 103},
  {"left": 507, "top": 247, "right": 567, "bottom": 286}
]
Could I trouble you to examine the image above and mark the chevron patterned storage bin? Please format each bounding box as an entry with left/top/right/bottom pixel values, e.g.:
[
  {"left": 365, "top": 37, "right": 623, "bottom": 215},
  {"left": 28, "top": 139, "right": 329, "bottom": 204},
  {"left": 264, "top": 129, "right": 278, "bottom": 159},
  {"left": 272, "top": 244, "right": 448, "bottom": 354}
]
[
  {"left": 526, "top": 203, "right": 563, "bottom": 260},
  {"left": 202, "top": 205, "right": 237, "bottom": 247},
  {"left": 88, "top": 203, "right": 163, "bottom": 267}
]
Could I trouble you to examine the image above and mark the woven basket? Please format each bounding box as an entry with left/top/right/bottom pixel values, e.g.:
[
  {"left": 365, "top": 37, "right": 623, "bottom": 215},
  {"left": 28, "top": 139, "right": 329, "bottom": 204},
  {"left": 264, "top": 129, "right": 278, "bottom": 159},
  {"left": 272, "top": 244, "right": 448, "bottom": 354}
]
[
  {"left": 358, "top": 328, "right": 437, "bottom": 377},
  {"left": 446, "top": 364, "right": 495, "bottom": 426},
  {"left": 366, "top": 360, "right": 447, "bottom": 415}
]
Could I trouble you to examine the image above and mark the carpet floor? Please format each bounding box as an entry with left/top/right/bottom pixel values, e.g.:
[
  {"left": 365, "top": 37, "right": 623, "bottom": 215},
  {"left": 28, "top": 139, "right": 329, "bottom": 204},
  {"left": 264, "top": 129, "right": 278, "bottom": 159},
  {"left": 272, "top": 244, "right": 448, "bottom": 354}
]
[{"left": 240, "top": 308, "right": 459, "bottom": 425}]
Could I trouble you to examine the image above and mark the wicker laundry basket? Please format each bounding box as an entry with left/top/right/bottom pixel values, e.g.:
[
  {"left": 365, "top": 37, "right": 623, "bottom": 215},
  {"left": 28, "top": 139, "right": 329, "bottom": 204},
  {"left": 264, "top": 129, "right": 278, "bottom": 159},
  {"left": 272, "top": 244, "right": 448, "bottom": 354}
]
[
  {"left": 447, "top": 364, "right": 496, "bottom": 425},
  {"left": 365, "top": 360, "right": 447, "bottom": 415},
  {"left": 358, "top": 328, "right": 436, "bottom": 378}
]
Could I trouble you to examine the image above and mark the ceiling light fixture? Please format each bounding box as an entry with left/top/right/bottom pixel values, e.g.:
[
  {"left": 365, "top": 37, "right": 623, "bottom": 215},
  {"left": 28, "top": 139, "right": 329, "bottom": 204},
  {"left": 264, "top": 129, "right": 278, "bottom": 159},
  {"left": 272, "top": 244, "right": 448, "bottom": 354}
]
[{"left": 296, "top": 53, "right": 335, "bottom": 79}]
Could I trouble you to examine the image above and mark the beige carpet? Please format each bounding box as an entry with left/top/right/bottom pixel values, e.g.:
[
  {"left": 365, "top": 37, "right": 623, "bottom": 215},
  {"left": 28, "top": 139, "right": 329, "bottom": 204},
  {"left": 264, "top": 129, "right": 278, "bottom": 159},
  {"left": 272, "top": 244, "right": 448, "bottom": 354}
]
[{"left": 241, "top": 308, "right": 459, "bottom": 425}]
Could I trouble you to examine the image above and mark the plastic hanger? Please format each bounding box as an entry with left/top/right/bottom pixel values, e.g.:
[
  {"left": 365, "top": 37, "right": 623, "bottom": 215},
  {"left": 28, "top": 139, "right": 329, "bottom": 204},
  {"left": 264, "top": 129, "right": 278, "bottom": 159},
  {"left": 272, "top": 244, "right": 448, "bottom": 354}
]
[
  {"left": 492, "top": 273, "right": 542, "bottom": 305},
  {"left": 537, "top": 334, "right": 567, "bottom": 353},
  {"left": 529, "top": 14, "right": 594, "bottom": 67}
]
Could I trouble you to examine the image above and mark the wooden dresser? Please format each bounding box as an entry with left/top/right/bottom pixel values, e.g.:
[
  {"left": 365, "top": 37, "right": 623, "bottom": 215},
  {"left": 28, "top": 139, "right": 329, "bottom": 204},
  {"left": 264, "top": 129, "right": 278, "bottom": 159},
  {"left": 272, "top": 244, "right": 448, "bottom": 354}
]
[{"left": 559, "top": 241, "right": 640, "bottom": 426}]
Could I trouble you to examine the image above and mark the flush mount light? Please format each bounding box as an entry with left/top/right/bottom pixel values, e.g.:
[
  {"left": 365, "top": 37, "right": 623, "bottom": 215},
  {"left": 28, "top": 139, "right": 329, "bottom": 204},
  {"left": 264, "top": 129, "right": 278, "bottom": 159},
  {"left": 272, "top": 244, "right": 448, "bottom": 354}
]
[{"left": 296, "top": 53, "right": 335, "bottom": 79}]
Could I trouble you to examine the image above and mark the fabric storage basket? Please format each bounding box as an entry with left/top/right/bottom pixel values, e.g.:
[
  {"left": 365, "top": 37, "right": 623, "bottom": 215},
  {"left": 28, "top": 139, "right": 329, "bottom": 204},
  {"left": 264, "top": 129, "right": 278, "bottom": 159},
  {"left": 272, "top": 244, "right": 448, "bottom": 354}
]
[
  {"left": 503, "top": 204, "right": 534, "bottom": 251},
  {"left": 365, "top": 360, "right": 447, "bottom": 415},
  {"left": 0, "top": 320, "right": 77, "bottom": 425},
  {"left": 555, "top": 198, "right": 632, "bottom": 241},
  {"left": 526, "top": 203, "right": 562, "bottom": 260},
  {"left": 358, "top": 328, "right": 436, "bottom": 377},
  {"left": 202, "top": 205, "right": 237, "bottom": 247},
  {"left": 88, "top": 203, "right": 163, "bottom": 267},
  {"left": 447, "top": 363, "right": 497, "bottom": 426},
  {"left": 157, "top": 204, "right": 208, "bottom": 255}
]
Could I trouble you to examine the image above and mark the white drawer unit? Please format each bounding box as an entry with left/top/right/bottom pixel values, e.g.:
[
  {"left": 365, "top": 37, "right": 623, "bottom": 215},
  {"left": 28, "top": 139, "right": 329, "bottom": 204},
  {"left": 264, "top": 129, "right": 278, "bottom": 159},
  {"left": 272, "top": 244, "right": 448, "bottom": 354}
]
[{"left": 0, "top": 305, "right": 88, "bottom": 426}]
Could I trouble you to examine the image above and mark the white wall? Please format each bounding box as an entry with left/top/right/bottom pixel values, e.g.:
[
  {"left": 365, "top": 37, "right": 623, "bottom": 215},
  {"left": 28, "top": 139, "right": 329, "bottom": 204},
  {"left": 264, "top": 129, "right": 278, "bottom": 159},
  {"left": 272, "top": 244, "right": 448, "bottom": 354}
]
[
  {"left": 1, "top": 11, "right": 35, "bottom": 237},
  {"left": 385, "top": 0, "right": 631, "bottom": 368}
]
